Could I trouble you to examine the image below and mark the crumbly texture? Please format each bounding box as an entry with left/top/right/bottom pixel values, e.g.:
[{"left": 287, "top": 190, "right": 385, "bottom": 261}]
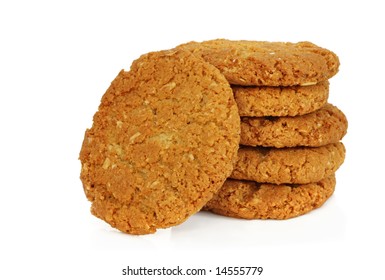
[
  {"left": 177, "top": 39, "right": 339, "bottom": 86},
  {"left": 233, "top": 81, "right": 329, "bottom": 117},
  {"left": 240, "top": 103, "right": 348, "bottom": 148},
  {"left": 79, "top": 49, "right": 240, "bottom": 235},
  {"left": 203, "top": 175, "right": 336, "bottom": 219},
  {"left": 231, "top": 143, "right": 345, "bottom": 184}
]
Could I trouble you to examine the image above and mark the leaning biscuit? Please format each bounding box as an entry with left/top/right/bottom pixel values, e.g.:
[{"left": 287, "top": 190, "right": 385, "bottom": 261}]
[
  {"left": 231, "top": 143, "right": 345, "bottom": 184},
  {"left": 204, "top": 175, "right": 336, "bottom": 220},
  {"left": 233, "top": 81, "right": 329, "bottom": 117},
  {"left": 177, "top": 39, "right": 339, "bottom": 86},
  {"left": 79, "top": 49, "right": 240, "bottom": 234},
  {"left": 240, "top": 103, "right": 348, "bottom": 148}
]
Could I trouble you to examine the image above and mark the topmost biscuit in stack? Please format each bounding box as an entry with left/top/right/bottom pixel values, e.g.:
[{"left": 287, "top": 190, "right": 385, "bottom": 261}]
[
  {"left": 177, "top": 40, "right": 339, "bottom": 87},
  {"left": 177, "top": 39, "right": 347, "bottom": 220}
]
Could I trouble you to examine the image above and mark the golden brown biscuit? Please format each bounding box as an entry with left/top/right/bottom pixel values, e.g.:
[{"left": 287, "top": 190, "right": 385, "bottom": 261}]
[
  {"left": 79, "top": 49, "right": 240, "bottom": 234},
  {"left": 233, "top": 81, "right": 329, "bottom": 117},
  {"left": 204, "top": 175, "right": 336, "bottom": 219},
  {"left": 231, "top": 143, "right": 345, "bottom": 184},
  {"left": 240, "top": 103, "right": 347, "bottom": 148},
  {"left": 177, "top": 39, "right": 339, "bottom": 86}
]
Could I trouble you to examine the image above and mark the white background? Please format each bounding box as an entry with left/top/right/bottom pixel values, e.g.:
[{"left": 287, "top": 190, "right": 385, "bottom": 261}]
[{"left": 1, "top": 0, "right": 384, "bottom": 279}]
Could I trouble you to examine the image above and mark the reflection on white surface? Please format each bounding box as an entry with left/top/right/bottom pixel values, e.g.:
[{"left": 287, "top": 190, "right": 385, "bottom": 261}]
[
  {"left": 84, "top": 195, "right": 345, "bottom": 251},
  {"left": 171, "top": 198, "right": 346, "bottom": 248}
]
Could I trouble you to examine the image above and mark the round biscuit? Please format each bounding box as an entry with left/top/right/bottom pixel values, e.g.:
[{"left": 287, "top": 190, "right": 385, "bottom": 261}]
[
  {"left": 177, "top": 39, "right": 339, "bottom": 86},
  {"left": 231, "top": 143, "right": 345, "bottom": 184},
  {"left": 204, "top": 175, "right": 336, "bottom": 220},
  {"left": 240, "top": 103, "right": 348, "bottom": 148},
  {"left": 233, "top": 81, "right": 329, "bottom": 117},
  {"left": 79, "top": 49, "right": 240, "bottom": 234}
]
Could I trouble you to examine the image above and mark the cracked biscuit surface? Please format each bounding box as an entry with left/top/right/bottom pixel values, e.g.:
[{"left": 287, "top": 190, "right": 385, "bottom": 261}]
[
  {"left": 231, "top": 143, "right": 345, "bottom": 184},
  {"left": 177, "top": 39, "right": 339, "bottom": 86},
  {"left": 240, "top": 103, "right": 348, "bottom": 148},
  {"left": 79, "top": 49, "right": 240, "bottom": 234},
  {"left": 204, "top": 175, "right": 336, "bottom": 219},
  {"left": 233, "top": 81, "right": 329, "bottom": 117}
]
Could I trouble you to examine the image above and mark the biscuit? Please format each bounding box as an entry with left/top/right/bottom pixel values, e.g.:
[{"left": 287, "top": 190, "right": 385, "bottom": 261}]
[
  {"left": 204, "top": 175, "right": 336, "bottom": 220},
  {"left": 240, "top": 103, "right": 347, "bottom": 148},
  {"left": 79, "top": 49, "right": 240, "bottom": 234},
  {"left": 177, "top": 39, "right": 339, "bottom": 86},
  {"left": 233, "top": 81, "right": 329, "bottom": 117},
  {"left": 231, "top": 143, "right": 345, "bottom": 184}
]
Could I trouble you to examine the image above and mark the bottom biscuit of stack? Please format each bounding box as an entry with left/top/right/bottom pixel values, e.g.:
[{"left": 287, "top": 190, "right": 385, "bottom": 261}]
[{"left": 203, "top": 175, "right": 336, "bottom": 220}]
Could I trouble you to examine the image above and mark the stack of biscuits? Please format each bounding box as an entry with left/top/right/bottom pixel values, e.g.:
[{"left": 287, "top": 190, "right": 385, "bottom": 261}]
[
  {"left": 79, "top": 39, "right": 347, "bottom": 234},
  {"left": 182, "top": 40, "right": 348, "bottom": 220}
]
